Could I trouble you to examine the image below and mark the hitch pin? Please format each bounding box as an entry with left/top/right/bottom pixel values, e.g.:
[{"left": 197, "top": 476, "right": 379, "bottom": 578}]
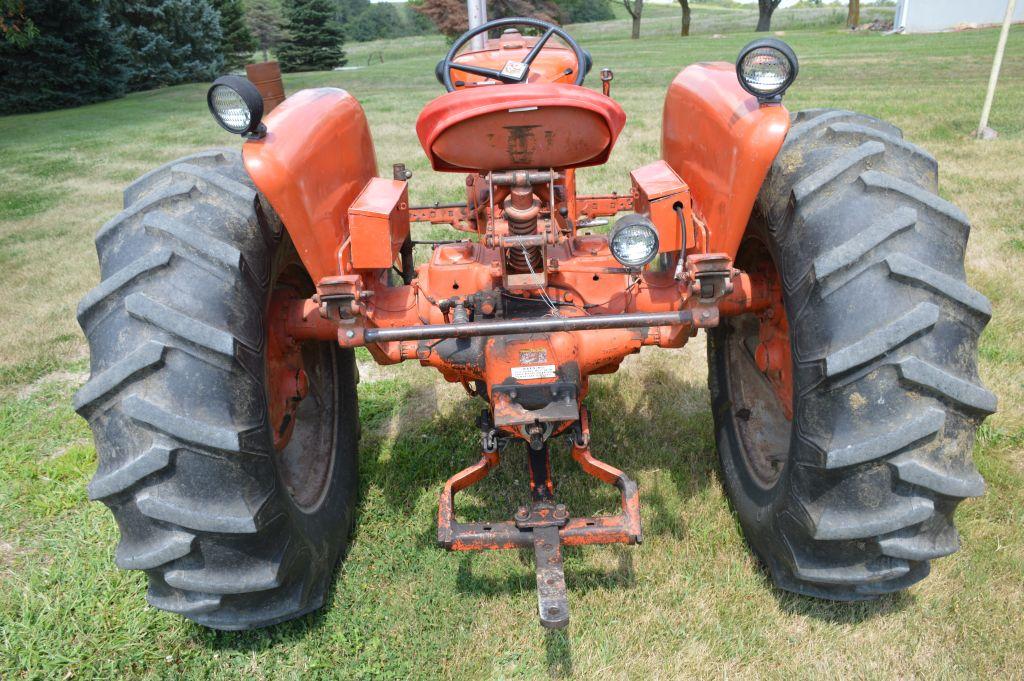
[{"left": 601, "top": 68, "right": 614, "bottom": 97}]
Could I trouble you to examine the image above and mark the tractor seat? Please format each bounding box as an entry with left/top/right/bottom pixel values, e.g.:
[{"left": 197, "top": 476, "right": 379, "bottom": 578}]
[{"left": 415, "top": 83, "right": 626, "bottom": 173}]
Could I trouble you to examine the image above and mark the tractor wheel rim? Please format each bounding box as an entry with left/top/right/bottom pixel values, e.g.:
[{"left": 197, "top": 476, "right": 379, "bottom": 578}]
[
  {"left": 275, "top": 341, "right": 337, "bottom": 510},
  {"left": 723, "top": 237, "right": 793, "bottom": 489},
  {"left": 266, "top": 254, "right": 338, "bottom": 512}
]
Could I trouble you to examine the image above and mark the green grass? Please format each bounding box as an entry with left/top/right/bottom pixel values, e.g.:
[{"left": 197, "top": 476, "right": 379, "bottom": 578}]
[{"left": 2, "top": 6, "right": 1024, "bottom": 678}]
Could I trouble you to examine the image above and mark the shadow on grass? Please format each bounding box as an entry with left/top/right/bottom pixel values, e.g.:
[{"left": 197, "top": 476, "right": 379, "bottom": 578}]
[
  {"left": 193, "top": 352, "right": 905, "bottom": 650},
  {"left": 772, "top": 586, "right": 913, "bottom": 625}
]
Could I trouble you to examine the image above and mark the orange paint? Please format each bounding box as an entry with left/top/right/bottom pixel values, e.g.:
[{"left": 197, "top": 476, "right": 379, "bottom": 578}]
[
  {"left": 243, "top": 88, "right": 378, "bottom": 282},
  {"left": 444, "top": 32, "right": 579, "bottom": 88},
  {"left": 348, "top": 178, "right": 410, "bottom": 271},
  {"left": 416, "top": 84, "right": 626, "bottom": 172},
  {"left": 662, "top": 63, "right": 790, "bottom": 258}
]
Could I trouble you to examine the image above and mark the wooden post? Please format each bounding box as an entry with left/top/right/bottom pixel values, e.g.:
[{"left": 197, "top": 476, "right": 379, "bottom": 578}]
[
  {"left": 977, "top": 0, "right": 1017, "bottom": 139},
  {"left": 467, "top": 0, "right": 487, "bottom": 51}
]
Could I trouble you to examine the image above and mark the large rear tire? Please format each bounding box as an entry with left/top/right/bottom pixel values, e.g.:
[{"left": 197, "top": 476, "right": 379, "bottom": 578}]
[
  {"left": 709, "top": 110, "right": 996, "bottom": 599},
  {"left": 75, "top": 149, "right": 359, "bottom": 629}
]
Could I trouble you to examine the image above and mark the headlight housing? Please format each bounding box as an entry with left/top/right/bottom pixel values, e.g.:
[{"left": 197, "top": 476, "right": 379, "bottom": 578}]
[
  {"left": 207, "top": 75, "right": 266, "bottom": 138},
  {"left": 736, "top": 38, "right": 799, "bottom": 103},
  {"left": 609, "top": 214, "right": 660, "bottom": 269}
]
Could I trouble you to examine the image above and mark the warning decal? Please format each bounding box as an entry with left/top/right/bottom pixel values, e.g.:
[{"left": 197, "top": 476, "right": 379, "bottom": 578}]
[{"left": 510, "top": 365, "right": 557, "bottom": 380}]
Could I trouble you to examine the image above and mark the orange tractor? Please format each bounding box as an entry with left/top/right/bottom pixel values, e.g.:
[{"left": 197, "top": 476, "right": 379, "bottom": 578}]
[{"left": 76, "top": 19, "right": 995, "bottom": 630}]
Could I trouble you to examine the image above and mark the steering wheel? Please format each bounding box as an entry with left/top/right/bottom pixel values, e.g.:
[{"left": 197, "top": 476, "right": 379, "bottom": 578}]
[{"left": 437, "top": 17, "right": 590, "bottom": 93}]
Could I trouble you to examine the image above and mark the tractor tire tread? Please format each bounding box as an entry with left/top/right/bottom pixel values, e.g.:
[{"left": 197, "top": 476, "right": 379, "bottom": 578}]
[
  {"left": 711, "top": 109, "right": 993, "bottom": 598},
  {"left": 77, "top": 151, "right": 357, "bottom": 630}
]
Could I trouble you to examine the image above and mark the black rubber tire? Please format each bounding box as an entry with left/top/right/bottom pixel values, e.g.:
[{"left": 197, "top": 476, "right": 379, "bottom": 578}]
[
  {"left": 74, "top": 149, "right": 359, "bottom": 629},
  {"left": 709, "top": 110, "right": 996, "bottom": 599}
]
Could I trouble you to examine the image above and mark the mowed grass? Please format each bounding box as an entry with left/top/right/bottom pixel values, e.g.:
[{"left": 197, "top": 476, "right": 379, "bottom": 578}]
[{"left": 2, "top": 6, "right": 1024, "bottom": 678}]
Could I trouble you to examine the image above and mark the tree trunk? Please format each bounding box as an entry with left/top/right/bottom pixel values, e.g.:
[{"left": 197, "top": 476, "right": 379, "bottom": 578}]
[
  {"left": 847, "top": 0, "right": 860, "bottom": 28},
  {"left": 757, "top": 0, "right": 778, "bottom": 31},
  {"left": 679, "top": 0, "right": 691, "bottom": 37},
  {"left": 624, "top": 0, "right": 644, "bottom": 39},
  {"left": 262, "top": 47, "right": 269, "bottom": 62}
]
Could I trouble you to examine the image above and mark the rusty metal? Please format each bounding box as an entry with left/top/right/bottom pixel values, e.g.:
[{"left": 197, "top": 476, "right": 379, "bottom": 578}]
[
  {"left": 576, "top": 193, "right": 634, "bottom": 220},
  {"left": 245, "top": 61, "right": 286, "bottom": 114},
  {"left": 503, "top": 180, "right": 544, "bottom": 274},
  {"left": 410, "top": 202, "right": 471, "bottom": 230},
  {"left": 436, "top": 408, "right": 641, "bottom": 629},
  {"left": 601, "top": 67, "right": 613, "bottom": 97},
  {"left": 363, "top": 309, "right": 694, "bottom": 344}
]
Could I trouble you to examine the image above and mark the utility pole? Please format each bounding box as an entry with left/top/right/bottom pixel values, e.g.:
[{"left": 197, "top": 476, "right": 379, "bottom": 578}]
[
  {"left": 977, "top": 0, "right": 1017, "bottom": 139},
  {"left": 467, "top": 0, "right": 488, "bottom": 51}
]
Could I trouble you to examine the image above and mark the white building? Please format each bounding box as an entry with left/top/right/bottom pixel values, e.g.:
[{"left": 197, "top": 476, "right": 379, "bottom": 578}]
[{"left": 895, "top": 0, "right": 1024, "bottom": 33}]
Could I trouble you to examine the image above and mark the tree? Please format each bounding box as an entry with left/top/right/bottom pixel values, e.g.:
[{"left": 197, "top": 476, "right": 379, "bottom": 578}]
[
  {"left": 555, "top": 0, "right": 613, "bottom": 23},
  {"left": 412, "top": 0, "right": 561, "bottom": 40},
  {"left": 245, "top": 0, "right": 285, "bottom": 61},
  {"left": 111, "top": 0, "right": 224, "bottom": 91},
  {"left": 847, "top": 0, "right": 860, "bottom": 28},
  {"left": 0, "top": 0, "right": 130, "bottom": 113},
  {"left": 277, "top": 0, "right": 345, "bottom": 72},
  {"left": 623, "top": 0, "right": 643, "bottom": 40},
  {"left": 1, "top": 0, "right": 37, "bottom": 47},
  {"left": 677, "top": 0, "right": 690, "bottom": 37},
  {"left": 336, "top": 0, "right": 369, "bottom": 25},
  {"left": 348, "top": 2, "right": 399, "bottom": 42},
  {"left": 756, "top": 0, "right": 781, "bottom": 32},
  {"left": 211, "top": 0, "right": 256, "bottom": 70}
]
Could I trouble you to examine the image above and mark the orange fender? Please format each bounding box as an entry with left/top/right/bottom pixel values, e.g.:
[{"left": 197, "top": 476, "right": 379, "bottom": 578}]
[
  {"left": 243, "top": 88, "right": 378, "bottom": 282},
  {"left": 661, "top": 63, "right": 790, "bottom": 258}
]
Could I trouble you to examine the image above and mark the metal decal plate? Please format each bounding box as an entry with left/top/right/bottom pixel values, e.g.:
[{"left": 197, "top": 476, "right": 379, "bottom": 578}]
[
  {"left": 519, "top": 349, "right": 548, "bottom": 365},
  {"left": 501, "top": 61, "right": 529, "bottom": 80},
  {"left": 511, "top": 365, "right": 557, "bottom": 380}
]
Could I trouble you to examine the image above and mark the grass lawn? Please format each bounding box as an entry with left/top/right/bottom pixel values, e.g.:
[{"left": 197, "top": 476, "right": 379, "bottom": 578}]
[{"left": 2, "top": 5, "right": 1023, "bottom": 679}]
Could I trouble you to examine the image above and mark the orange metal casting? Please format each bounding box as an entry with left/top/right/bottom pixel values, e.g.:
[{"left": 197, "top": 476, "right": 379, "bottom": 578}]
[
  {"left": 266, "top": 289, "right": 308, "bottom": 450},
  {"left": 437, "top": 447, "right": 501, "bottom": 549},
  {"left": 630, "top": 160, "right": 693, "bottom": 254},
  {"left": 243, "top": 88, "right": 378, "bottom": 282},
  {"left": 436, "top": 409, "right": 641, "bottom": 552},
  {"left": 443, "top": 31, "right": 579, "bottom": 89},
  {"left": 752, "top": 257, "right": 794, "bottom": 419},
  {"left": 249, "top": 60, "right": 792, "bottom": 452},
  {"left": 347, "top": 177, "right": 410, "bottom": 271},
  {"left": 662, "top": 63, "right": 790, "bottom": 259},
  {"left": 416, "top": 83, "right": 626, "bottom": 172}
]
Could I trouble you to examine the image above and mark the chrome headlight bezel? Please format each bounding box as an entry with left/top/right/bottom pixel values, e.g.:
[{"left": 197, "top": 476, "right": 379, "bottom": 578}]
[
  {"left": 736, "top": 38, "right": 799, "bottom": 103},
  {"left": 609, "top": 214, "right": 660, "bottom": 269},
  {"left": 207, "top": 75, "right": 266, "bottom": 138}
]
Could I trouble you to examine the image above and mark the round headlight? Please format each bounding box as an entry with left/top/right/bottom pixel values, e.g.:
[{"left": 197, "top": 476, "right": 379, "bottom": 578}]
[
  {"left": 207, "top": 75, "right": 265, "bottom": 137},
  {"left": 736, "top": 38, "right": 798, "bottom": 102},
  {"left": 610, "top": 214, "right": 659, "bottom": 268}
]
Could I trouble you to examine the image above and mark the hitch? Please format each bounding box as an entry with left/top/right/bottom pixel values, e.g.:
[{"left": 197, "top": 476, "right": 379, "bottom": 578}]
[{"left": 437, "top": 409, "right": 641, "bottom": 629}]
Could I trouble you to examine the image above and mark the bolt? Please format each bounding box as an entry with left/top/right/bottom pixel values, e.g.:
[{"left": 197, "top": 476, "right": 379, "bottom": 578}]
[
  {"left": 345, "top": 330, "right": 355, "bottom": 339},
  {"left": 516, "top": 506, "right": 529, "bottom": 520}
]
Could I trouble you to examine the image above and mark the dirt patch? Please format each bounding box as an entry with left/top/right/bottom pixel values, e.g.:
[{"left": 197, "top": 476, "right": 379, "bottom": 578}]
[
  {"left": 356, "top": 360, "right": 397, "bottom": 384},
  {"left": 16, "top": 369, "right": 89, "bottom": 400},
  {"left": 0, "top": 540, "right": 28, "bottom": 572}
]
